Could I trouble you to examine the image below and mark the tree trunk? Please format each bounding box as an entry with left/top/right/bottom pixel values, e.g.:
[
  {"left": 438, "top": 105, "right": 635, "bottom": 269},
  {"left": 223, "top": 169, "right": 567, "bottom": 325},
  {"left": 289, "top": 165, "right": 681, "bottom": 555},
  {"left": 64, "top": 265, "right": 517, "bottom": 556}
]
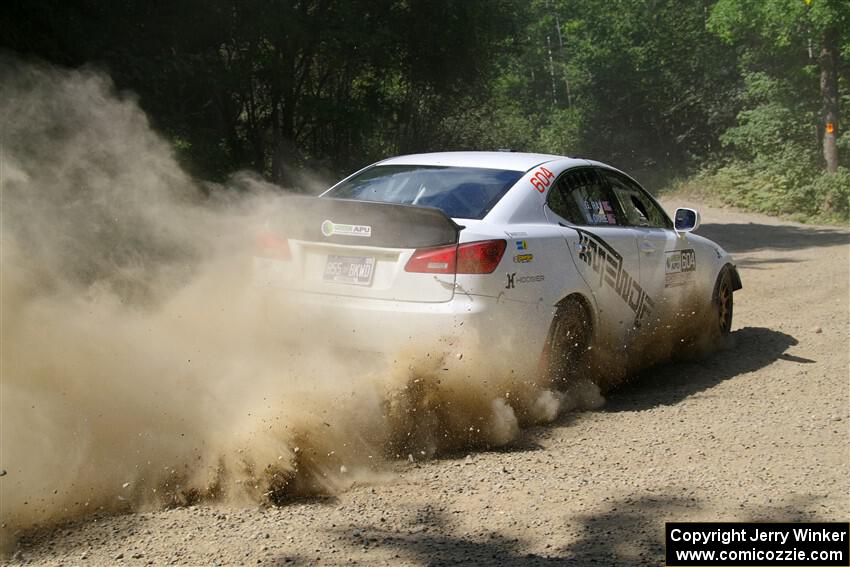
[
  {"left": 819, "top": 26, "right": 839, "bottom": 174},
  {"left": 271, "top": 91, "right": 297, "bottom": 186},
  {"left": 270, "top": 96, "right": 283, "bottom": 184}
]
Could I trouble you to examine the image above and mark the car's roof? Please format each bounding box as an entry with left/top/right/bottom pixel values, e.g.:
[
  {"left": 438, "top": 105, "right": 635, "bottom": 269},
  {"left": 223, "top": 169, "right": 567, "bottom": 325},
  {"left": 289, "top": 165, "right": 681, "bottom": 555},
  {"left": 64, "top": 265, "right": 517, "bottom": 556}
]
[{"left": 377, "top": 151, "right": 567, "bottom": 172}]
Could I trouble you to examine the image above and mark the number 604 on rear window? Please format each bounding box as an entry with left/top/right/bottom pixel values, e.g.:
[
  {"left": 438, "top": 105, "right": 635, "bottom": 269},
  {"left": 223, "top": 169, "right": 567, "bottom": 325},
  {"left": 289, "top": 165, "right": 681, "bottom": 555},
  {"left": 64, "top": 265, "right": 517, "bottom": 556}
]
[{"left": 530, "top": 167, "right": 555, "bottom": 193}]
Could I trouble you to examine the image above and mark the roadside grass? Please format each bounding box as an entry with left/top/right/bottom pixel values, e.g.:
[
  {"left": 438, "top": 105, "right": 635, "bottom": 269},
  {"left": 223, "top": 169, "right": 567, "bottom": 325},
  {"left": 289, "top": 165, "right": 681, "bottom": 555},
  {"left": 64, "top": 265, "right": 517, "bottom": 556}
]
[{"left": 656, "top": 166, "right": 850, "bottom": 227}]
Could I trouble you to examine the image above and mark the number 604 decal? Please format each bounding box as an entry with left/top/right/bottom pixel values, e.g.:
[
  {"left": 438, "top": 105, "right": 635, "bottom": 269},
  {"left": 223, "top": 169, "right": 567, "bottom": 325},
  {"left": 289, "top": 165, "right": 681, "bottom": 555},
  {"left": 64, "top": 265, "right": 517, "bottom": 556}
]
[{"left": 530, "top": 167, "right": 555, "bottom": 193}]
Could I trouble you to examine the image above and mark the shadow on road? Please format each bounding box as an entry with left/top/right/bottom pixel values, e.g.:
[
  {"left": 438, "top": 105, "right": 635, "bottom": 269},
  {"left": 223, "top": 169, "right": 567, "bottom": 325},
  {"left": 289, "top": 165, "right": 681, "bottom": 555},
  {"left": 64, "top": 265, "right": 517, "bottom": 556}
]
[
  {"left": 697, "top": 222, "right": 849, "bottom": 254},
  {"left": 734, "top": 256, "right": 804, "bottom": 269},
  {"left": 314, "top": 491, "right": 832, "bottom": 567},
  {"left": 603, "top": 327, "right": 798, "bottom": 413},
  {"left": 326, "top": 496, "right": 686, "bottom": 566}
]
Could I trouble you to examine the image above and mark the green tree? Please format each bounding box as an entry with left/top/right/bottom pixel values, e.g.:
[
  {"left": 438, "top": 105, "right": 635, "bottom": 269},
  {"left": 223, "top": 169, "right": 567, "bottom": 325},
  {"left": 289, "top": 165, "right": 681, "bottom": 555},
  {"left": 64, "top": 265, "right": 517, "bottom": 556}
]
[
  {"left": 2, "top": 0, "right": 521, "bottom": 183},
  {"left": 710, "top": 0, "right": 850, "bottom": 173}
]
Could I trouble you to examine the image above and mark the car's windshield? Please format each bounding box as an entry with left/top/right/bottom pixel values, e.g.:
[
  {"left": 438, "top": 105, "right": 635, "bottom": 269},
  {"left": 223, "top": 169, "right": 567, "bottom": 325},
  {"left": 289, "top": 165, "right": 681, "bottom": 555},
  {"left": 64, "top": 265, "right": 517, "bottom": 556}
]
[{"left": 324, "top": 165, "right": 524, "bottom": 219}]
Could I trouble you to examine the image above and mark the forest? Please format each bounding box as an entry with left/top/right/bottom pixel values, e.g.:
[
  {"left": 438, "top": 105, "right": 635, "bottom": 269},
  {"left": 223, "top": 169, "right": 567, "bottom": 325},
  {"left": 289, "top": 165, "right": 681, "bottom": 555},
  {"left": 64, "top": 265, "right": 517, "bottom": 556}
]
[{"left": 4, "top": 0, "right": 849, "bottom": 222}]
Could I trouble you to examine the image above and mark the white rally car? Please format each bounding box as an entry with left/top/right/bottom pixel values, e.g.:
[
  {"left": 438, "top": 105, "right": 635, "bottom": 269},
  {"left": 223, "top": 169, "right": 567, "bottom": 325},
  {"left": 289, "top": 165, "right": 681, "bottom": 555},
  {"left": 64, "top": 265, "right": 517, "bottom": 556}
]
[{"left": 255, "top": 152, "right": 741, "bottom": 388}]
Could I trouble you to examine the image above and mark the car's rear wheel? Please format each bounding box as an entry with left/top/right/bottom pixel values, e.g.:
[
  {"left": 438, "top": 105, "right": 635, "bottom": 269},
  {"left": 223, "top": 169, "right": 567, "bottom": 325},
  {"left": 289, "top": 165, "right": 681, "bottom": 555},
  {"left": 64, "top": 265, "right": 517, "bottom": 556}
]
[
  {"left": 715, "top": 268, "right": 734, "bottom": 338},
  {"left": 546, "top": 297, "right": 593, "bottom": 388}
]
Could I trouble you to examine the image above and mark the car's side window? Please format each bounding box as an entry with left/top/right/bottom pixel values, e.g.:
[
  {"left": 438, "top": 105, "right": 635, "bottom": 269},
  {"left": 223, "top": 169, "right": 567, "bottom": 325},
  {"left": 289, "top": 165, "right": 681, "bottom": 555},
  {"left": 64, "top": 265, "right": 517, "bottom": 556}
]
[
  {"left": 601, "top": 170, "right": 672, "bottom": 229},
  {"left": 548, "top": 169, "right": 623, "bottom": 226}
]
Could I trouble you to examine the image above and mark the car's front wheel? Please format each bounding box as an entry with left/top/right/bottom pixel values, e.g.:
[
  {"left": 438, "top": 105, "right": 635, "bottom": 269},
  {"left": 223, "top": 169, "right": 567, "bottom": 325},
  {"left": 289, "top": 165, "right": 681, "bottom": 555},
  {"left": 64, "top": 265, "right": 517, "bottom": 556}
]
[
  {"left": 546, "top": 296, "right": 593, "bottom": 388},
  {"left": 714, "top": 268, "right": 734, "bottom": 338}
]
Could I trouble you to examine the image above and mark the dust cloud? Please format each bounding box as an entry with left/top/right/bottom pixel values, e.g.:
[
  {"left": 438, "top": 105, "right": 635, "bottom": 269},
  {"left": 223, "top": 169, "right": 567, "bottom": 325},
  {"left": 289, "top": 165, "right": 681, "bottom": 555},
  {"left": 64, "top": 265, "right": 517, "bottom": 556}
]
[{"left": 0, "top": 57, "right": 587, "bottom": 547}]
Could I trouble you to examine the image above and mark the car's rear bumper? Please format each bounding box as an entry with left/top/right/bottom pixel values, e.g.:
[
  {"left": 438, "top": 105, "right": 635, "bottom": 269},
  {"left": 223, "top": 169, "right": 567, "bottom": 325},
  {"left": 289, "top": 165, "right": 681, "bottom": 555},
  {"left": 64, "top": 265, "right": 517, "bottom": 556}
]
[{"left": 260, "top": 290, "right": 552, "bottom": 368}]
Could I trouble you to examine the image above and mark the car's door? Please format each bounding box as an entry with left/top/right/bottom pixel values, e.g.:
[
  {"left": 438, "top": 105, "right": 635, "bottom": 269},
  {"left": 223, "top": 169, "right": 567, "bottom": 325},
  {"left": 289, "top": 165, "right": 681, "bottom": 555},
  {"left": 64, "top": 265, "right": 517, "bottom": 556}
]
[
  {"left": 600, "top": 168, "right": 694, "bottom": 326},
  {"left": 543, "top": 167, "right": 651, "bottom": 348}
]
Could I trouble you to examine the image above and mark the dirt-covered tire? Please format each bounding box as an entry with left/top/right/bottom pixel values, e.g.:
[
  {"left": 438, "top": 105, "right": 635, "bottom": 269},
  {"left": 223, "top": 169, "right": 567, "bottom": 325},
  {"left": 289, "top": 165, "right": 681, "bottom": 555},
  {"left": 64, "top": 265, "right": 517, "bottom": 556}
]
[
  {"left": 714, "top": 268, "right": 734, "bottom": 338},
  {"left": 546, "top": 297, "right": 593, "bottom": 388}
]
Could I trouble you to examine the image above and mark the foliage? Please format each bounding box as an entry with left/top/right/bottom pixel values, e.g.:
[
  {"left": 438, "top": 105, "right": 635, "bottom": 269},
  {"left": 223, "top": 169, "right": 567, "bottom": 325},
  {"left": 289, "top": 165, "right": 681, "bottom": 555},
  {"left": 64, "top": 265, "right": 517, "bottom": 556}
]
[
  {"left": 705, "top": 0, "right": 850, "bottom": 222},
  {"left": 806, "top": 167, "right": 850, "bottom": 220},
  {"left": 719, "top": 72, "right": 819, "bottom": 182},
  {"left": 667, "top": 165, "right": 850, "bottom": 223},
  {"left": 2, "top": 0, "right": 519, "bottom": 183},
  {"left": 1, "top": 0, "right": 848, "bottom": 222}
]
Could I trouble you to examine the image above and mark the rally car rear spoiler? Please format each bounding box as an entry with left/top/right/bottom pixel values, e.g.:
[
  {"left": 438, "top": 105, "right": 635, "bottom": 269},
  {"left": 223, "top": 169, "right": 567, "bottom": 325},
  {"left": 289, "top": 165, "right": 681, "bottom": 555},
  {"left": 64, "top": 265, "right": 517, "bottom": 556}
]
[{"left": 268, "top": 196, "right": 462, "bottom": 248}]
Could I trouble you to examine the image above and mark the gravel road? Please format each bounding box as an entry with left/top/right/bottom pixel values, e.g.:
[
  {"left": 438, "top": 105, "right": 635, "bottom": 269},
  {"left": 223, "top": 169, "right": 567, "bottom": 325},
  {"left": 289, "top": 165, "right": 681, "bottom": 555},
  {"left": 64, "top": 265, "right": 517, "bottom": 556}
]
[{"left": 6, "top": 201, "right": 849, "bottom": 566}]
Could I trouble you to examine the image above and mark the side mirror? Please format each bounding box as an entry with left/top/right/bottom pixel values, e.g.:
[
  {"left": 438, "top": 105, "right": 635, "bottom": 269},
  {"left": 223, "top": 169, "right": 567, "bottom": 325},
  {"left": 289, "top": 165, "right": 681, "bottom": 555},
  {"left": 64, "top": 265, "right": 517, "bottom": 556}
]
[{"left": 674, "top": 207, "right": 700, "bottom": 234}]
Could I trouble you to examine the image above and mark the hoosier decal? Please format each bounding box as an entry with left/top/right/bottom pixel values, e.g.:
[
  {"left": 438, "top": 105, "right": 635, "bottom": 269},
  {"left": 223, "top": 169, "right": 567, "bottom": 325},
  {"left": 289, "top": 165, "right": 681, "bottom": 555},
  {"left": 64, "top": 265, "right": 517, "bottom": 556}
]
[
  {"left": 574, "top": 228, "right": 654, "bottom": 326},
  {"left": 505, "top": 272, "right": 544, "bottom": 289}
]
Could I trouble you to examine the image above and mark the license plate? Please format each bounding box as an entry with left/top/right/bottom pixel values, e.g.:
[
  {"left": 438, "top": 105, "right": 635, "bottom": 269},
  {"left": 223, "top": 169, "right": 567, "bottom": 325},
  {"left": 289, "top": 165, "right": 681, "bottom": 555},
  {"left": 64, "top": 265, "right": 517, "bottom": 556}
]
[{"left": 323, "top": 255, "right": 375, "bottom": 286}]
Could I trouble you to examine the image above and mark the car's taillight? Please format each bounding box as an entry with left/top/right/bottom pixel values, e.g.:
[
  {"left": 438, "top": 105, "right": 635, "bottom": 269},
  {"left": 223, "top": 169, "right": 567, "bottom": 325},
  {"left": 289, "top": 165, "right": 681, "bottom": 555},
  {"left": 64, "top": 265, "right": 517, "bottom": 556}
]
[
  {"left": 404, "top": 244, "right": 457, "bottom": 274},
  {"left": 256, "top": 231, "right": 291, "bottom": 260},
  {"left": 457, "top": 239, "right": 506, "bottom": 274},
  {"left": 404, "top": 240, "right": 506, "bottom": 274}
]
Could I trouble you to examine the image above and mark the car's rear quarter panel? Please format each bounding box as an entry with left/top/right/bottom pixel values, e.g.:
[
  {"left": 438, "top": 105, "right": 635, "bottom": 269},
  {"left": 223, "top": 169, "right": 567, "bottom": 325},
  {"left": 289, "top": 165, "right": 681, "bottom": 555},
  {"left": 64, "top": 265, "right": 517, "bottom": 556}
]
[{"left": 455, "top": 216, "right": 597, "bottom": 369}]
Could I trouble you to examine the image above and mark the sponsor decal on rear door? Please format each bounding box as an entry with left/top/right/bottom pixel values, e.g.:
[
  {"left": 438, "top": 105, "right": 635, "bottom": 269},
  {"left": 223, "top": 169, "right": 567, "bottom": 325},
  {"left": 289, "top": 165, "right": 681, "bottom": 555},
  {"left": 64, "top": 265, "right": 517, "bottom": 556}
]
[{"left": 573, "top": 228, "right": 654, "bottom": 327}]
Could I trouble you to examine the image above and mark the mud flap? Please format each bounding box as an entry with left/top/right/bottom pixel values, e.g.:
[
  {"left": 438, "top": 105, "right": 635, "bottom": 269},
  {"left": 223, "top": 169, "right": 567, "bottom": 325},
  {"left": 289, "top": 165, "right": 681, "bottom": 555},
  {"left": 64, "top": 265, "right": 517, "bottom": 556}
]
[{"left": 729, "top": 265, "right": 743, "bottom": 291}]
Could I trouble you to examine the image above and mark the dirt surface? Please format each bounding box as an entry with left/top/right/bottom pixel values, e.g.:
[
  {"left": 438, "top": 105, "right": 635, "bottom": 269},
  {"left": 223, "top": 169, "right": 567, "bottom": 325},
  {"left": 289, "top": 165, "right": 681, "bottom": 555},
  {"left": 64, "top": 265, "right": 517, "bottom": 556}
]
[{"left": 5, "top": 201, "right": 849, "bottom": 566}]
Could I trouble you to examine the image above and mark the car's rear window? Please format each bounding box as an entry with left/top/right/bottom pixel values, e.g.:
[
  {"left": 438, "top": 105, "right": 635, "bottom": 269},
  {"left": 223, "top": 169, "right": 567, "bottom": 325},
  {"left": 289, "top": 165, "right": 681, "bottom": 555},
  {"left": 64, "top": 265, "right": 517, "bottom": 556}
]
[{"left": 324, "top": 165, "right": 524, "bottom": 220}]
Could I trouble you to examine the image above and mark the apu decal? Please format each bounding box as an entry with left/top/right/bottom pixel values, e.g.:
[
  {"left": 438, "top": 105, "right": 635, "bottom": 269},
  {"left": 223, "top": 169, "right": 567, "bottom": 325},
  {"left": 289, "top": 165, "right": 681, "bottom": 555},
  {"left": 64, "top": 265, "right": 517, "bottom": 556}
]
[
  {"left": 530, "top": 167, "right": 555, "bottom": 193},
  {"left": 321, "top": 219, "right": 372, "bottom": 238},
  {"left": 574, "top": 228, "right": 654, "bottom": 327},
  {"left": 664, "top": 249, "right": 696, "bottom": 288},
  {"left": 513, "top": 253, "right": 534, "bottom": 263}
]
